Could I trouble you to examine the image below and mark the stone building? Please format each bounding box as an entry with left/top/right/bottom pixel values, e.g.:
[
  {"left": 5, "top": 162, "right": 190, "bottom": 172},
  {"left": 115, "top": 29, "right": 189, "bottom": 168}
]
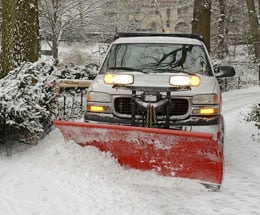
[{"left": 102, "top": 0, "right": 193, "bottom": 33}]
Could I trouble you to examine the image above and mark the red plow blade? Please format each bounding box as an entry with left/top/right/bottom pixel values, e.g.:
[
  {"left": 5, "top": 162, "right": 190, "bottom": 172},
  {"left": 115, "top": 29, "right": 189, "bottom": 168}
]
[{"left": 54, "top": 120, "right": 223, "bottom": 185}]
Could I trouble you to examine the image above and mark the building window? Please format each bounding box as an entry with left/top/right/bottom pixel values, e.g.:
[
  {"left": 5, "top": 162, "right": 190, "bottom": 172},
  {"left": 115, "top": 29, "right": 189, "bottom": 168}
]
[
  {"left": 177, "top": 8, "right": 182, "bottom": 16},
  {"left": 167, "top": 8, "right": 170, "bottom": 17}
]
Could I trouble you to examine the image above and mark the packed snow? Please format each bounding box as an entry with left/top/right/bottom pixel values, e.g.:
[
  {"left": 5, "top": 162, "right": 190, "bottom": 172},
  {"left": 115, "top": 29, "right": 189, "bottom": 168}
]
[{"left": 0, "top": 86, "right": 259, "bottom": 215}]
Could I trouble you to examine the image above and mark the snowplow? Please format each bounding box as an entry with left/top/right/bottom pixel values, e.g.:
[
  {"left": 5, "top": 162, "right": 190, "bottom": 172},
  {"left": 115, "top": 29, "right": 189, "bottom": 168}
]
[{"left": 54, "top": 33, "right": 235, "bottom": 190}]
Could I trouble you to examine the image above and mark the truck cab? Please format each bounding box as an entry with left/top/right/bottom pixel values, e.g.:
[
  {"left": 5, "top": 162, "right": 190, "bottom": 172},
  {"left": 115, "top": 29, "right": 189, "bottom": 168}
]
[{"left": 85, "top": 33, "right": 235, "bottom": 140}]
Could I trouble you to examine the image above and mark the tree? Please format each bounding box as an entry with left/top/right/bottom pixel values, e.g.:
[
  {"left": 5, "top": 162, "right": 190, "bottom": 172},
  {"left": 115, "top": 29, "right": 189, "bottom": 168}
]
[
  {"left": 259, "top": 0, "right": 260, "bottom": 14},
  {"left": 246, "top": 0, "right": 260, "bottom": 59},
  {"left": 0, "top": 1, "right": 2, "bottom": 72},
  {"left": 0, "top": 0, "right": 40, "bottom": 78},
  {"left": 0, "top": 2, "right": 2, "bottom": 29},
  {"left": 39, "top": 0, "right": 104, "bottom": 60},
  {"left": 192, "top": 0, "right": 212, "bottom": 52},
  {"left": 216, "top": 0, "right": 228, "bottom": 59}
]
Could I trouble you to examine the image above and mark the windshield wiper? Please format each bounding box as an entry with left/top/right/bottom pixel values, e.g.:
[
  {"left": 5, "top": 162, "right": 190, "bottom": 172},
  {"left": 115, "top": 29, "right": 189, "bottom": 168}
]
[{"left": 108, "top": 66, "right": 148, "bottom": 73}]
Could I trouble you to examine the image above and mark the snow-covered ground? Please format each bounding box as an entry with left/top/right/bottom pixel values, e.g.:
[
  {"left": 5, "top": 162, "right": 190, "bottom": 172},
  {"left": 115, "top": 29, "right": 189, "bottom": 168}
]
[{"left": 0, "top": 86, "right": 259, "bottom": 215}]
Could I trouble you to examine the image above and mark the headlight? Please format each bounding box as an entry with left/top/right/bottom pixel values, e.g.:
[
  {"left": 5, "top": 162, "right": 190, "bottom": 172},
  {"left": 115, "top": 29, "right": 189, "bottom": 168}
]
[
  {"left": 103, "top": 74, "right": 134, "bottom": 85},
  {"left": 87, "top": 92, "right": 111, "bottom": 102},
  {"left": 193, "top": 94, "right": 218, "bottom": 104},
  {"left": 169, "top": 75, "right": 200, "bottom": 87}
]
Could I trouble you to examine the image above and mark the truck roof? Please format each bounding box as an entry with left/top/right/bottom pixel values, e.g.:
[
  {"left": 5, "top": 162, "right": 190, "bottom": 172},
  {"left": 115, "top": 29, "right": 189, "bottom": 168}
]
[
  {"left": 113, "top": 33, "right": 204, "bottom": 46},
  {"left": 113, "top": 36, "right": 203, "bottom": 45}
]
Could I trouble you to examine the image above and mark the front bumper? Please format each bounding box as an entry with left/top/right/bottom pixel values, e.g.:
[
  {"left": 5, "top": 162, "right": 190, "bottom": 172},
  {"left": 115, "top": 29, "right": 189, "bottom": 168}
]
[{"left": 84, "top": 112, "right": 219, "bottom": 133}]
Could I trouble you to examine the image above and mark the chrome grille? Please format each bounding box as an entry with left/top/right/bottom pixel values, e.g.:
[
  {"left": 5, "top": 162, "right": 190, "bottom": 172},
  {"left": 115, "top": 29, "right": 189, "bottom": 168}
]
[{"left": 114, "top": 97, "right": 189, "bottom": 116}]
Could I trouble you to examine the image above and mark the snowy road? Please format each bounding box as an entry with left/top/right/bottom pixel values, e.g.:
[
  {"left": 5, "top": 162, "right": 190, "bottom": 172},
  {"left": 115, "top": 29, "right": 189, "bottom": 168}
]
[{"left": 0, "top": 86, "right": 260, "bottom": 215}]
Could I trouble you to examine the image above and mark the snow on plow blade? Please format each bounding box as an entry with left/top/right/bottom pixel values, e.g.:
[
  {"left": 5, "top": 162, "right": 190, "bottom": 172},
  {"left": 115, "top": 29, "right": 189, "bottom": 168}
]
[{"left": 54, "top": 120, "right": 223, "bottom": 185}]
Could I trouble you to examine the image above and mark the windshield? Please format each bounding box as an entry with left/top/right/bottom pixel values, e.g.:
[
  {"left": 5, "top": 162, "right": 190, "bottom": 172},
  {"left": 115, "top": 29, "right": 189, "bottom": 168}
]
[{"left": 100, "top": 43, "right": 213, "bottom": 76}]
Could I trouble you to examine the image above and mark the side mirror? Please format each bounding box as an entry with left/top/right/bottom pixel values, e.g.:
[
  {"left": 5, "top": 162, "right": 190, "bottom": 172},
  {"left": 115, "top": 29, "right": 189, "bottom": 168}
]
[{"left": 215, "top": 66, "right": 235, "bottom": 78}]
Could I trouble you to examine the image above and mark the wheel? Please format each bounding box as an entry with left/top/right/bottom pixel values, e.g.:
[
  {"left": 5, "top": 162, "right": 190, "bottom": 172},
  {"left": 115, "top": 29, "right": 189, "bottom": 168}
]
[{"left": 201, "top": 183, "right": 221, "bottom": 192}]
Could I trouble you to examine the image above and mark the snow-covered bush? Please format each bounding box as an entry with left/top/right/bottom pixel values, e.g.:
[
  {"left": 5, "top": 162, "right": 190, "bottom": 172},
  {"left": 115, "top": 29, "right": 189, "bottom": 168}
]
[
  {"left": 0, "top": 59, "right": 95, "bottom": 145},
  {"left": 246, "top": 104, "right": 260, "bottom": 129},
  {"left": 0, "top": 60, "right": 57, "bottom": 144},
  {"left": 52, "top": 65, "right": 88, "bottom": 80}
]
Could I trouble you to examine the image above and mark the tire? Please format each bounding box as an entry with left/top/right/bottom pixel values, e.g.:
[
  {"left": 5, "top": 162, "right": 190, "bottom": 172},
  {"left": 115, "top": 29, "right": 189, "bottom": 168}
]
[
  {"left": 219, "top": 114, "right": 225, "bottom": 147},
  {"left": 201, "top": 183, "right": 221, "bottom": 192}
]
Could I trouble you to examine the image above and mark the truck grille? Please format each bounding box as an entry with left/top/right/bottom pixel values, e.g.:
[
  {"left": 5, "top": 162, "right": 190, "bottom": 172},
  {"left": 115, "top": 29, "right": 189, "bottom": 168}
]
[{"left": 114, "top": 97, "right": 189, "bottom": 116}]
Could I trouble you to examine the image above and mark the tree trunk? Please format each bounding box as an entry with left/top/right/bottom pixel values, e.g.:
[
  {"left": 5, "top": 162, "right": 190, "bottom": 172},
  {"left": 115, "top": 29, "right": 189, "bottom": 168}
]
[
  {"left": 1, "top": 0, "right": 40, "bottom": 78},
  {"left": 52, "top": 0, "right": 60, "bottom": 60},
  {"left": 1, "top": 0, "right": 16, "bottom": 78},
  {"left": 259, "top": 0, "right": 260, "bottom": 16},
  {"left": 217, "top": 0, "right": 228, "bottom": 59},
  {"left": 192, "top": 0, "right": 211, "bottom": 53},
  {"left": 254, "top": 0, "right": 259, "bottom": 37},
  {"left": 246, "top": 0, "right": 260, "bottom": 59},
  {"left": 52, "top": 37, "right": 59, "bottom": 61}
]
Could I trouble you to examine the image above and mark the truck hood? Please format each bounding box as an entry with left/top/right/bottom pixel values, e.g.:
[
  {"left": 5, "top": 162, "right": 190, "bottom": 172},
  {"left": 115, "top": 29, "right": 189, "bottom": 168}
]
[{"left": 89, "top": 73, "right": 217, "bottom": 96}]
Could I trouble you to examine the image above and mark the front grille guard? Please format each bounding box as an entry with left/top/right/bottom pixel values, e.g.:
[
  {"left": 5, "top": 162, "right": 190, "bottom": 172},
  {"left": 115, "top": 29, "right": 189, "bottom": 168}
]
[{"left": 120, "top": 86, "right": 191, "bottom": 129}]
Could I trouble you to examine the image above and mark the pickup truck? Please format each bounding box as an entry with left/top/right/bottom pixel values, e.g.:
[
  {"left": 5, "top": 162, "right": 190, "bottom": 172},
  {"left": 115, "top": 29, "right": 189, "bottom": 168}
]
[{"left": 84, "top": 32, "right": 235, "bottom": 144}]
